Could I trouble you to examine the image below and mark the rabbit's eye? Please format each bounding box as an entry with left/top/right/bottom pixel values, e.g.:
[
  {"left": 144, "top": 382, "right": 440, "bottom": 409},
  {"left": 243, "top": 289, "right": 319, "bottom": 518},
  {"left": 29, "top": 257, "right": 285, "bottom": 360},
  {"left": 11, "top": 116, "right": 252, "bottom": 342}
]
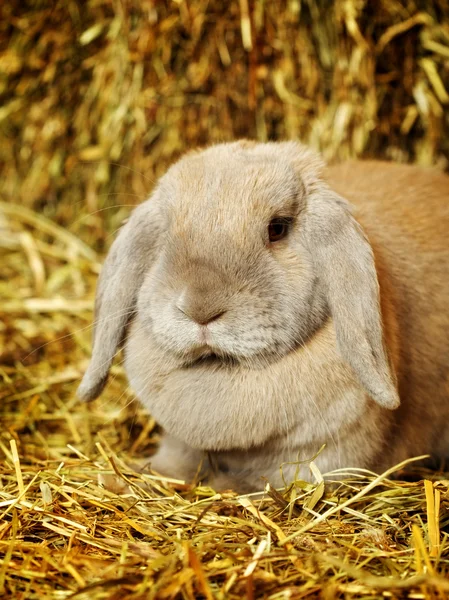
[{"left": 268, "top": 218, "right": 290, "bottom": 242}]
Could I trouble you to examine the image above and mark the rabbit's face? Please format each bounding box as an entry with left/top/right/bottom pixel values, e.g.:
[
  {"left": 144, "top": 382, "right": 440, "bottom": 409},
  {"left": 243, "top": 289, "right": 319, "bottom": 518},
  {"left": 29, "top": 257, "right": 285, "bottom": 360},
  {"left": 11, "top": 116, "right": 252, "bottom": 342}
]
[
  {"left": 137, "top": 149, "right": 325, "bottom": 368},
  {"left": 78, "top": 141, "right": 399, "bottom": 411}
]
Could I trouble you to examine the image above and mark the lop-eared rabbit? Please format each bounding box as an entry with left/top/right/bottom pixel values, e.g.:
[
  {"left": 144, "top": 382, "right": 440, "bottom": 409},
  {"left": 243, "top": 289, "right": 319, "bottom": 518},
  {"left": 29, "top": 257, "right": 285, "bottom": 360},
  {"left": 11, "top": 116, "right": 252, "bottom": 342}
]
[{"left": 78, "top": 141, "right": 449, "bottom": 492}]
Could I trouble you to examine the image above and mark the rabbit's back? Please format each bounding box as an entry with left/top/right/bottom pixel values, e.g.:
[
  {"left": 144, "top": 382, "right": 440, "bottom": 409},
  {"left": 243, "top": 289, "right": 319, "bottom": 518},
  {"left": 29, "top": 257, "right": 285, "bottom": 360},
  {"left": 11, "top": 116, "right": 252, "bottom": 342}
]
[{"left": 326, "top": 161, "right": 449, "bottom": 252}]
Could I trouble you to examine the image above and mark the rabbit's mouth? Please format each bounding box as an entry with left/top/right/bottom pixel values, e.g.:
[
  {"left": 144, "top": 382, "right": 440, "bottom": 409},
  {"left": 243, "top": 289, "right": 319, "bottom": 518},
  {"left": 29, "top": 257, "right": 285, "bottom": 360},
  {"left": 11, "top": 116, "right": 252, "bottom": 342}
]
[
  {"left": 181, "top": 344, "right": 289, "bottom": 370},
  {"left": 184, "top": 350, "right": 239, "bottom": 369}
]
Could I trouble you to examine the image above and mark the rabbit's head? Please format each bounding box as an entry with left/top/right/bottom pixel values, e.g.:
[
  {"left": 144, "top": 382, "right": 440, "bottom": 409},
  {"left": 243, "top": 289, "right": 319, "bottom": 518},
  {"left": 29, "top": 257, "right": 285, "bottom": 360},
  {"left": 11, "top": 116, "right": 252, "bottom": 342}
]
[{"left": 77, "top": 141, "right": 399, "bottom": 410}]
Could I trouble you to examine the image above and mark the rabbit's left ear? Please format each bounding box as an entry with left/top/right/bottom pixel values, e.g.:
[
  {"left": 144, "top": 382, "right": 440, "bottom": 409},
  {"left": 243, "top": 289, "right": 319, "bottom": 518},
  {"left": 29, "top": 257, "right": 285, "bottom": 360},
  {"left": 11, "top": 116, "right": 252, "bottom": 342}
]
[
  {"left": 77, "top": 197, "right": 162, "bottom": 402},
  {"left": 303, "top": 186, "right": 400, "bottom": 410}
]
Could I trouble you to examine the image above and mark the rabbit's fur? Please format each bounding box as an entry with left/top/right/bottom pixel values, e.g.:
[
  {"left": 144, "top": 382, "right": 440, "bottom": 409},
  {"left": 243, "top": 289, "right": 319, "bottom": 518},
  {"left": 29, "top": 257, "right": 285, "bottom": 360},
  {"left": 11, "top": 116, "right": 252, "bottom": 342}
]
[{"left": 78, "top": 141, "right": 449, "bottom": 492}]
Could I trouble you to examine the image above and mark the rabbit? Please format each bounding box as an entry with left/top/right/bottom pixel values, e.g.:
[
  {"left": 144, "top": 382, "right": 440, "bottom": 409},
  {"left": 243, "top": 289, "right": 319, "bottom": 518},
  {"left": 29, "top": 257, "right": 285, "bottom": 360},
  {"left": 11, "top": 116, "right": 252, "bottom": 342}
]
[{"left": 77, "top": 140, "right": 449, "bottom": 493}]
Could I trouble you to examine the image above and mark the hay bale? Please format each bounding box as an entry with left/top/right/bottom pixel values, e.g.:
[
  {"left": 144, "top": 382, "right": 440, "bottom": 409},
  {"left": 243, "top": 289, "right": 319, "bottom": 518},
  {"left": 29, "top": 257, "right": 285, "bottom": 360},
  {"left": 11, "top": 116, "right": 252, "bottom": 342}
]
[{"left": 0, "top": 0, "right": 448, "bottom": 236}]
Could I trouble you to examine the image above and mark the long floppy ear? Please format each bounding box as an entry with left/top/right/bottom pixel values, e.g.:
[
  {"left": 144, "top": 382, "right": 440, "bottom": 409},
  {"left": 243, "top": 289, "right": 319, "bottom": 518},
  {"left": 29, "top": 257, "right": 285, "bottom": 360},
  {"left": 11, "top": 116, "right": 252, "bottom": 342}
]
[
  {"left": 77, "top": 198, "right": 162, "bottom": 401},
  {"left": 304, "top": 186, "right": 400, "bottom": 410}
]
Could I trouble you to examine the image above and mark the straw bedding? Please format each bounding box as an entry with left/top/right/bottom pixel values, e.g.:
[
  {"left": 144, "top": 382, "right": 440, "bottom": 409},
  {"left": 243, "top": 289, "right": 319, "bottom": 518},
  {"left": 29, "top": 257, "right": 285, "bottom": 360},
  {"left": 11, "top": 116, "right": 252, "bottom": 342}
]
[{"left": 1, "top": 1, "right": 449, "bottom": 598}]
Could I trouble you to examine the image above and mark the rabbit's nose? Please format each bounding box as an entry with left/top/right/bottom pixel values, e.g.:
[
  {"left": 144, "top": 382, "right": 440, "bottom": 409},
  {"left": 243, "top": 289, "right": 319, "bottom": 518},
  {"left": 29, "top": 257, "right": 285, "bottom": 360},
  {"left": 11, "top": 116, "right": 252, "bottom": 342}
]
[
  {"left": 176, "top": 291, "right": 226, "bottom": 326},
  {"left": 177, "top": 303, "right": 226, "bottom": 326}
]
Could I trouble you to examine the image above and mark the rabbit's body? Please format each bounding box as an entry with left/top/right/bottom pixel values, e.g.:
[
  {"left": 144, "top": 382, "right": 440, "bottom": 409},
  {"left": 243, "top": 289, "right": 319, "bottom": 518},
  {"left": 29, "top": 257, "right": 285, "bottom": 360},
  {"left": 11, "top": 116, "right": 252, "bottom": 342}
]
[
  {"left": 329, "top": 161, "right": 449, "bottom": 465},
  {"left": 78, "top": 142, "right": 449, "bottom": 492},
  {"left": 125, "top": 318, "right": 393, "bottom": 490}
]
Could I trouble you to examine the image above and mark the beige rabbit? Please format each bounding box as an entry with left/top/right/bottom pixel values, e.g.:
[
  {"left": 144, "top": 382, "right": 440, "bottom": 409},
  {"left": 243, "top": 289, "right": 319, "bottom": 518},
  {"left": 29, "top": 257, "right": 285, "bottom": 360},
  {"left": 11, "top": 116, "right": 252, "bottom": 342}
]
[{"left": 78, "top": 141, "right": 449, "bottom": 492}]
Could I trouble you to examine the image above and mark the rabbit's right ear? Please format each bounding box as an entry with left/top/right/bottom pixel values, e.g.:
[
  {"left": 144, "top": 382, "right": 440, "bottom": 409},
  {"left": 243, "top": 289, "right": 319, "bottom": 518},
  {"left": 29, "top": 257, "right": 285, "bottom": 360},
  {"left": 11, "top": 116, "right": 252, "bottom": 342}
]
[{"left": 77, "top": 199, "right": 162, "bottom": 402}]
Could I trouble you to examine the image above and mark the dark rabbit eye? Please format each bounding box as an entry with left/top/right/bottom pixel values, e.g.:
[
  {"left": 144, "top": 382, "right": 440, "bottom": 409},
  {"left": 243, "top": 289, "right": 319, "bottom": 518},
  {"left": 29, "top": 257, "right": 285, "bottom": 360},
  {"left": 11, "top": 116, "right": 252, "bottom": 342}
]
[{"left": 268, "top": 218, "right": 290, "bottom": 242}]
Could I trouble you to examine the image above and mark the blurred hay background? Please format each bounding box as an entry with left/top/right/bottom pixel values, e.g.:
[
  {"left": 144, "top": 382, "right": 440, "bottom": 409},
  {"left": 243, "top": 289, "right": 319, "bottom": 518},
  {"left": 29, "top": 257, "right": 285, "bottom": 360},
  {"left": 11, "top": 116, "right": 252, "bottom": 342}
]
[
  {"left": 1, "top": 1, "right": 449, "bottom": 599},
  {"left": 1, "top": 0, "right": 449, "bottom": 240}
]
